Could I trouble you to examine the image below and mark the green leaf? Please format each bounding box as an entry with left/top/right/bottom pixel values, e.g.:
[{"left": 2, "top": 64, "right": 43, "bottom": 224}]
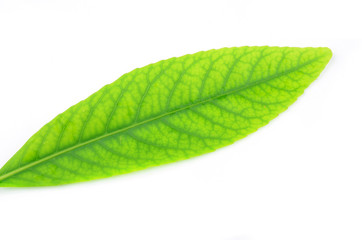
[{"left": 0, "top": 46, "right": 332, "bottom": 187}]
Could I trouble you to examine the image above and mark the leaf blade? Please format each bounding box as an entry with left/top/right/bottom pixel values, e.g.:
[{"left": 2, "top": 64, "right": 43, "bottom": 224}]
[{"left": 0, "top": 46, "right": 332, "bottom": 187}]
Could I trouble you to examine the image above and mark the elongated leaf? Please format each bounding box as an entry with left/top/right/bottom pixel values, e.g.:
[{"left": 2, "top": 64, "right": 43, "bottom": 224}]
[{"left": 0, "top": 46, "right": 332, "bottom": 187}]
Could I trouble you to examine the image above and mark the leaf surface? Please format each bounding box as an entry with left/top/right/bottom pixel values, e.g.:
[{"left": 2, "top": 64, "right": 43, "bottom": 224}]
[{"left": 0, "top": 46, "right": 332, "bottom": 187}]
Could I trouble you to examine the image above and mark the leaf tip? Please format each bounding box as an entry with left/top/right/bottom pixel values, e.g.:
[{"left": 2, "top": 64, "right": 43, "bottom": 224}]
[
  {"left": 319, "top": 47, "right": 333, "bottom": 61},
  {"left": 323, "top": 47, "right": 333, "bottom": 58},
  {"left": 314, "top": 47, "right": 333, "bottom": 70}
]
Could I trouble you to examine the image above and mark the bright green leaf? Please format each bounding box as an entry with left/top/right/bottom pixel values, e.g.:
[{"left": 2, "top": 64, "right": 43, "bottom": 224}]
[{"left": 0, "top": 46, "right": 332, "bottom": 187}]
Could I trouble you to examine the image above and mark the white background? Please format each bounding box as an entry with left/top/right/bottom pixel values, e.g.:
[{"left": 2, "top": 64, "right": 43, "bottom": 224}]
[{"left": 0, "top": 1, "right": 361, "bottom": 240}]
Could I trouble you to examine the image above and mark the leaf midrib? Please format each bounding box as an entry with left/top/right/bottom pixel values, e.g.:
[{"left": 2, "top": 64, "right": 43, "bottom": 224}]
[{"left": 0, "top": 54, "right": 326, "bottom": 182}]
